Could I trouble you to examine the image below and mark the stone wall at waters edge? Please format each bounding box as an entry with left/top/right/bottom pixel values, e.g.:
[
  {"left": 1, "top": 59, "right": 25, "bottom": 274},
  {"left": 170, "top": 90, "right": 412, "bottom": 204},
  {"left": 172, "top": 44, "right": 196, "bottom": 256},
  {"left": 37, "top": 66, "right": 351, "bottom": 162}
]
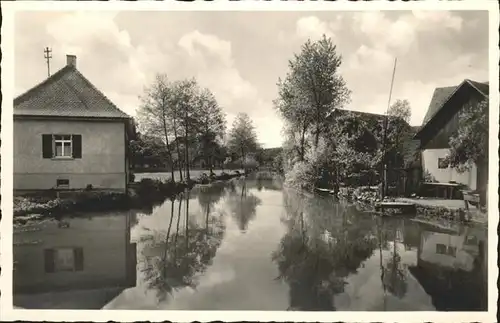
[{"left": 336, "top": 186, "right": 476, "bottom": 223}]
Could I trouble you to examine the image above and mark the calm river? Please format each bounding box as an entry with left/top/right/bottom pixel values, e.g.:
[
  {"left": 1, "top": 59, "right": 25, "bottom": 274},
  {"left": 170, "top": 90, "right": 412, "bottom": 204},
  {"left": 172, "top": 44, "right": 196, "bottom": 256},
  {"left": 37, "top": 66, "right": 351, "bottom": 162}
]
[{"left": 13, "top": 177, "right": 488, "bottom": 311}]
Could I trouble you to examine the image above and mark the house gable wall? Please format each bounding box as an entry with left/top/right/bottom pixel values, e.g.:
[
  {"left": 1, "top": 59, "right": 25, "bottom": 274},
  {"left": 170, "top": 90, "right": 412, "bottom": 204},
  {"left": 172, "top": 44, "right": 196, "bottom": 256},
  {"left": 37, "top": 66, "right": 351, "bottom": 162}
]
[
  {"left": 420, "top": 85, "right": 485, "bottom": 190},
  {"left": 14, "top": 119, "right": 126, "bottom": 191},
  {"left": 421, "top": 148, "right": 477, "bottom": 190},
  {"left": 421, "top": 90, "right": 484, "bottom": 150}
]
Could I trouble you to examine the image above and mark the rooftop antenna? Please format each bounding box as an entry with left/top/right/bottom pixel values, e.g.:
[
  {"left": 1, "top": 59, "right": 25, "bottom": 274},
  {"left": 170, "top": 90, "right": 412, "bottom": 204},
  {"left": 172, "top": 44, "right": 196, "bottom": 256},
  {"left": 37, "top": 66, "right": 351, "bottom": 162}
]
[
  {"left": 44, "top": 47, "right": 52, "bottom": 77},
  {"left": 381, "top": 57, "right": 397, "bottom": 199}
]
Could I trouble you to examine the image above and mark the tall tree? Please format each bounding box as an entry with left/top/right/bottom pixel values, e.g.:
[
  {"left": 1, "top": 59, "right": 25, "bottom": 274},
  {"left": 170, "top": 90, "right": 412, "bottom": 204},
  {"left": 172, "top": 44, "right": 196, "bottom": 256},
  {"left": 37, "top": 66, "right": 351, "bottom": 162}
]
[
  {"left": 388, "top": 99, "right": 411, "bottom": 123},
  {"left": 136, "top": 74, "right": 176, "bottom": 181},
  {"left": 172, "top": 79, "right": 203, "bottom": 181},
  {"left": 385, "top": 99, "right": 413, "bottom": 167},
  {"left": 227, "top": 112, "right": 259, "bottom": 168},
  {"left": 195, "top": 88, "right": 226, "bottom": 174},
  {"left": 275, "top": 35, "right": 351, "bottom": 154}
]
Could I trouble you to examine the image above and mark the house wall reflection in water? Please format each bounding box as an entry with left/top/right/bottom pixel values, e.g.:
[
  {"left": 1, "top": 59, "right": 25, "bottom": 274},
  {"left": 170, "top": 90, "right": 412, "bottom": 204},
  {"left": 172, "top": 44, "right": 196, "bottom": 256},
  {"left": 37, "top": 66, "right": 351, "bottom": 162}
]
[
  {"left": 409, "top": 222, "right": 487, "bottom": 311},
  {"left": 13, "top": 212, "right": 137, "bottom": 309}
]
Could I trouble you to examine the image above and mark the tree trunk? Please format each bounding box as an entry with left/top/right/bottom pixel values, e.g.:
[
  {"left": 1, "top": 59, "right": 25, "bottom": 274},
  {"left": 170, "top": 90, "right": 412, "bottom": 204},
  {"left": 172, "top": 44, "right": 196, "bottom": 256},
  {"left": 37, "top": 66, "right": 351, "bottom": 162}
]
[
  {"left": 162, "top": 199, "right": 175, "bottom": 267},
  {"left": 300, "top": 124, "right": 306, "bottom": 161},
  {"left": 184, "top": 120, "right": 190, "bottom": 181},
  {"left": 314, "top": 124, "right": 320, "bottom": 149},
  {"left": 172, "top": 114, "right": 183, "bottom": 182},
  {"left": 173, "top": 198, "right": 182, "bottom": 262},
  {"left": 208, "top": 152, "right": 213, "bottom": 173},
  {"left": 241, "top": 147, "right": 245, "bottom": 171},
  {"left": 161, "top": 112, "right": 175, "bottom": 182},
  {"left": 206, "top": 202, "right": 210, "bottom": 233},
  {"left": 185, "top": 196, "right": 189, "bottom": 249}
]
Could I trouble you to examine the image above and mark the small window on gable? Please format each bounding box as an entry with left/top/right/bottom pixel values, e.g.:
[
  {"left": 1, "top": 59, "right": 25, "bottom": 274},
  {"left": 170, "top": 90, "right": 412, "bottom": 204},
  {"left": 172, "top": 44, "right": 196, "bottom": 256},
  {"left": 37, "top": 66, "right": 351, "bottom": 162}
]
[
  {"left": 438, "top": 157, "right": 449, "bottom": 169},
  {"left": 57, "top": 179, "right": 69, "bottom": 188}
]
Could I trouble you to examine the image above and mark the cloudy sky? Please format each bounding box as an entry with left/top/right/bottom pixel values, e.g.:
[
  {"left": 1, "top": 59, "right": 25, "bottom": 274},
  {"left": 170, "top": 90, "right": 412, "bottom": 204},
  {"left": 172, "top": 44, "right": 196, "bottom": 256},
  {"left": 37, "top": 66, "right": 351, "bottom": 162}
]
[{"left": 14, "top": 10, "right": 488, "bottom": 148}]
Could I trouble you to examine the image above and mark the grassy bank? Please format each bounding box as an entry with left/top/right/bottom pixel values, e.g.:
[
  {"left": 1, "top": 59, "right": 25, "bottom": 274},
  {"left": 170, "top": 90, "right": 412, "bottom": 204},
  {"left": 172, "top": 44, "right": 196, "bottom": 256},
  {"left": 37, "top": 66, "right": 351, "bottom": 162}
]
[{"left": 14, "top": 170, "right": 245, "bottom": 222}]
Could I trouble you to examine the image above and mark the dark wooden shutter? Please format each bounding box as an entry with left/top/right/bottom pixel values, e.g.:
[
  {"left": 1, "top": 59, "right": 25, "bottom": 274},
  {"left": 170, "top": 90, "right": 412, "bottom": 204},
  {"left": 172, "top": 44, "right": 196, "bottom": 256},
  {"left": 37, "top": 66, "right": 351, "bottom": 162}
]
[
  {"left": 72, "top": 135, "right": 82, "bottom": 158},
  {"left": 42, "top": 134, "right": 53, "bottom": 158},
  {"left": 74, "top": 247, "right": 84, "bottom": 271},
  {"left": 44, "top": 249, "right": 55, "bottom": 273}
]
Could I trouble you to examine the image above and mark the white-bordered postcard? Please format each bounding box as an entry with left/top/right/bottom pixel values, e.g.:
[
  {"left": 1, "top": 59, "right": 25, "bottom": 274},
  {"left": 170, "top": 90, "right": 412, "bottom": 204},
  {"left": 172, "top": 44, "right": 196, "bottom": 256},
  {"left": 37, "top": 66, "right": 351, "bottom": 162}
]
[{"left": 1, "top": 0, "right": 498, "bottom": 322}]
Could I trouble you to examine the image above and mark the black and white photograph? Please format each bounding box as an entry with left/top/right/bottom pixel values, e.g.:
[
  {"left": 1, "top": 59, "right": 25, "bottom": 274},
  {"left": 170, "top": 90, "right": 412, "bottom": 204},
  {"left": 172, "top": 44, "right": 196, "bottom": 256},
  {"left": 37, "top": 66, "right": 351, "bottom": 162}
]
[{"left": 1, "top": 1, "right": 498, "bottom": 322}]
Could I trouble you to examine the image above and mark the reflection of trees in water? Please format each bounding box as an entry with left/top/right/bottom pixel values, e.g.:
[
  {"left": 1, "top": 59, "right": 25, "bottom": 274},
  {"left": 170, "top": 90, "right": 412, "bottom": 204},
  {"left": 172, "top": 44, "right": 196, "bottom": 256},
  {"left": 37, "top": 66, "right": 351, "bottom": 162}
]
[
  {"left": 227, "top": 180, "right": 262, "bottom": 232},
  {"left": 272, "top": 190, "right": 378, "bottom": 311},
  {"left": 139, "top": 193, "right": 226, "bottom": 302},
  {"left": 380, "top": 219, "right": 408, "bottom": 298},
  {"left": 197, "top": 183, "right": 226, "bottom": 222},
  {"left": 375, "top": 217, "right": 409, "bottom": 305}
]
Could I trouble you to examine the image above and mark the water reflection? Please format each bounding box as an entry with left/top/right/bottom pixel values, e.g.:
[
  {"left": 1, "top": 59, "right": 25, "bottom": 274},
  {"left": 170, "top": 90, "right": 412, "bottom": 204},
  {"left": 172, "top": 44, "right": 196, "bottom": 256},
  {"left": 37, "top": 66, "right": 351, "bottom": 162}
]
[
  {"left": 272, "top": 190, "right": 487, "bottom": 311},
  {"left": 13, "top": 212, "right": 137, "bottom": 309},
  {"left": 408, "top": 221, "right": 487, "bottom": 311},
  {"left": 13, "top": 179, "right": 488, "bottom": 311},
  {"left": 227, "top": 180, "right": 262, "bottom": 232},
  {"left": 138, "top": 190, "right": 226, "bottom": 302},
  {"left": 273, "top": 190, "right": 378, "bottom": 311},
  {"left": 376, "top": 218, "right": 409, "bottom": 305}
]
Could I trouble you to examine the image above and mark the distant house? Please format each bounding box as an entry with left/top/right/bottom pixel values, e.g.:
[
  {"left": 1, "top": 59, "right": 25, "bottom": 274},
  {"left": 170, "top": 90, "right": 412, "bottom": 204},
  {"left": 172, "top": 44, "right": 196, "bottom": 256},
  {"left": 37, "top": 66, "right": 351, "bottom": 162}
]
[
  {"left": 14, "top": 55, "right": 135, "bottom": 193},
  {"left": 325, "top": 108, "right": 420, "bottom": 193},
  {"left": 414, "top": 79, "right": 489, "bottom": 191}
]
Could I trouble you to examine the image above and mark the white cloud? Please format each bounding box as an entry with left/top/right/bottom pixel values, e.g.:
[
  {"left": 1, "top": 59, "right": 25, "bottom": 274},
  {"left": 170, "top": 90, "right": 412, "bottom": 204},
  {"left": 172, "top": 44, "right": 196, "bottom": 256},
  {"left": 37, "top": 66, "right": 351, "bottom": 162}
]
[
  {"left": 41, "top": 13, "right": 279, "bottom": 146},
  {"left": 352, "top": 12, "right": 416, "bottom": 53},
  {"left": 412, "top": 11, "right": 463, "bottom": 31},
  {"left": 45, "top": 11, "right": 148, "bottom": 104},
  {"left": 15, "top": 11, "right": 487, "bottom": 150},
  {"left": 295, "top": 16, "right": 342, "bottom": 41},
  {"left": 178, "top": 30, "right": 233, "bottom": 66},
  {"left": 348, "top": 45, "right": 394, "bottom": 71}
]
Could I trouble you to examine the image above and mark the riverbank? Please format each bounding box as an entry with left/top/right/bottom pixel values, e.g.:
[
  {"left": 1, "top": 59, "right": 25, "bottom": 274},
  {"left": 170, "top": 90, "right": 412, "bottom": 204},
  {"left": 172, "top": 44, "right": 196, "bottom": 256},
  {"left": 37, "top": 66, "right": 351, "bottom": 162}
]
[
  {"left": 327, "top": 185, "right": 486, "bottom": 224},
  {"left": 13, "top": 171, "right": 246, "bottom": 224}
]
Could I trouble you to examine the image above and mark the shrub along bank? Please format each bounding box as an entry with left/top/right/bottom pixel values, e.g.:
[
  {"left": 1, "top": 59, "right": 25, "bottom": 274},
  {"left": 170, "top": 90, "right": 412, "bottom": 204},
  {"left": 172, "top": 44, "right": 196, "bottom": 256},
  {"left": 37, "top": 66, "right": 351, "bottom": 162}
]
[{"left": 14, "top": 171, "right": 244, "bottom": 222}]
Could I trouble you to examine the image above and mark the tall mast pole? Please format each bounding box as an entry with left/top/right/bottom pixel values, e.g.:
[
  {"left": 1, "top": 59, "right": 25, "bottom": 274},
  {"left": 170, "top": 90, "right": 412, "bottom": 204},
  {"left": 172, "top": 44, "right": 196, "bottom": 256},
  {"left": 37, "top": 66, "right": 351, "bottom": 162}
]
[
  {"left": 381, "top": 57, "right": 397, "bottom": 199},
  {"left": 44, "top": 47, "right": 52, "bottom": 77}
]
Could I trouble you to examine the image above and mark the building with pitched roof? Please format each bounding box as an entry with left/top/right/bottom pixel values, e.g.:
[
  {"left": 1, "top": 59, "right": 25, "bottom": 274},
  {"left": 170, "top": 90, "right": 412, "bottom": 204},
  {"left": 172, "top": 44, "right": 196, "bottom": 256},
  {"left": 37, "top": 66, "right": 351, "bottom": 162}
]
[
  {"left": 14, "top": 55, "right": 134, "bottom": 192},
  {"left": 414, "top": 79, "right": 489, "bottom": 191}
]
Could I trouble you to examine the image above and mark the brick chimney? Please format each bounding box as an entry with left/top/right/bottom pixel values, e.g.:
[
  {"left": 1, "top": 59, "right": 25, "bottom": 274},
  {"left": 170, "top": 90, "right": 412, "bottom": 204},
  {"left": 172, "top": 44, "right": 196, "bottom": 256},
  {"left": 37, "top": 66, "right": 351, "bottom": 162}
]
[{"left": 66, "top": 55, "right": 77, "bottom": 68}]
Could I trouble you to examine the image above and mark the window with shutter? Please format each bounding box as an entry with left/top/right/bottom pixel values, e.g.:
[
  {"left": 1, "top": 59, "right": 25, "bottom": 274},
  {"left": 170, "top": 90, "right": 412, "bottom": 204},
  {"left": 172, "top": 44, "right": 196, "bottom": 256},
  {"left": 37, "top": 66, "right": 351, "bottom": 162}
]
[
  {"left": 42, "top": 134, "right": 53, "bottom": 158},
  {"left": 72, "top": 134, "right": 82, "bottom": 158},
  {"left": 45, "top": 247, "right": 84, "bottom": 272},
  {"left": 43, "top": 134, "right": 82, "bottom": 159},
  {"left": 44, "top": 249, "right": 55, "bottom": 273},
  {"left": 74, "top": 247, "right": 84, "bottom": 271}
]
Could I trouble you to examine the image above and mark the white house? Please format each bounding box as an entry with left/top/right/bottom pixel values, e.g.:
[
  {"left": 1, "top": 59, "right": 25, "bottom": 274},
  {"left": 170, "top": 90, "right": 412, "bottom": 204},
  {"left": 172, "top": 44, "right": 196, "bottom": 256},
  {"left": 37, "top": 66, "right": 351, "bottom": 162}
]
[
  {"left": 414, "top": 79, "right": 489, "bottom": 191},
  {"left": 14, "top": 55, "right": 135, "bottom": 193}
]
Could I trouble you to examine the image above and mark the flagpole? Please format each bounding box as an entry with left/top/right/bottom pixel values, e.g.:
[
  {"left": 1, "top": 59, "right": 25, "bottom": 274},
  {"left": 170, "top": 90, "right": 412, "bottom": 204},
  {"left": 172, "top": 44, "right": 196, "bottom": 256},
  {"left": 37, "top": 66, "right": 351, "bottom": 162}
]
[{"left": 381, "top": 57, "right": 397, "bottom": 199}]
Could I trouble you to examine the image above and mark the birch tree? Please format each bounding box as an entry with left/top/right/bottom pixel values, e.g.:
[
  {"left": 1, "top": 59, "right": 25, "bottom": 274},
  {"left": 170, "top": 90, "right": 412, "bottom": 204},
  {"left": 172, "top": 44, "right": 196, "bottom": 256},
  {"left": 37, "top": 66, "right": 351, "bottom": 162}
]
[
  {"left": 275, "top": 35, "right": 351, "bottom": 153},
  {"left": 136, "top": 74, "right": 176, "bottom": 181}
]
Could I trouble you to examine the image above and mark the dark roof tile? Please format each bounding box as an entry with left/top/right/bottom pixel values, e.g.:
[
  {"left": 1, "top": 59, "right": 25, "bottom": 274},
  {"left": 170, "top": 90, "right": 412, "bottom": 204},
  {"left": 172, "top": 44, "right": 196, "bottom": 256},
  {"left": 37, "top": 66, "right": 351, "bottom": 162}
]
[
  {"left": 14, "top": 65, "right": 129, "bottom": 119},
  {"left": 467, "top": 79, "right": 489, "bottom": 96},
  {"left": 421, "top": 86, "right": 457, "bottom": 126},
  {"left": 415, "top": 79, "right": 489, "bottom": 138}
]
